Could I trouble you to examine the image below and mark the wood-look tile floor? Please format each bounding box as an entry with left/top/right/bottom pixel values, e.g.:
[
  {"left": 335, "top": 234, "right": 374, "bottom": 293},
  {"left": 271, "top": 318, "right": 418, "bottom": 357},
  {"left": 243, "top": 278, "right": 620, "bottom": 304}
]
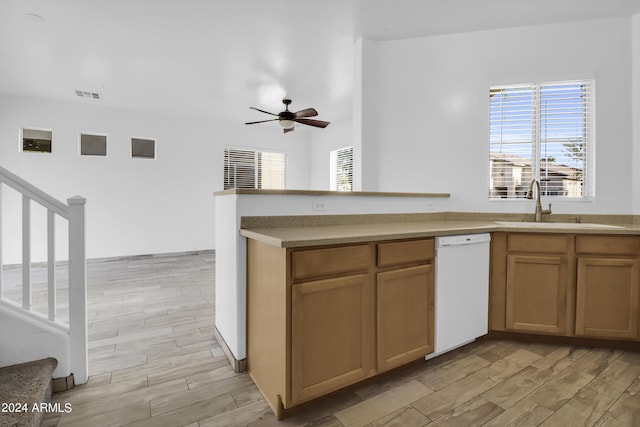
[{"left": 24, "top": 252, "right": 639, "bottom": 426}]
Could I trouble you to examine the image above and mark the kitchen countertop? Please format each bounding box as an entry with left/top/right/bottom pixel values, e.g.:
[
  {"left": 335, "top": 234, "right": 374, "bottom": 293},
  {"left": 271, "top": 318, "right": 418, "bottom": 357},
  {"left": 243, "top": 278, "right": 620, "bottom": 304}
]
[
  {"left": 240, "top": 217, "right": 640, "bottom": 248},
  {"left": 214, "top": 188, "right": 450, "bottom": 198}
]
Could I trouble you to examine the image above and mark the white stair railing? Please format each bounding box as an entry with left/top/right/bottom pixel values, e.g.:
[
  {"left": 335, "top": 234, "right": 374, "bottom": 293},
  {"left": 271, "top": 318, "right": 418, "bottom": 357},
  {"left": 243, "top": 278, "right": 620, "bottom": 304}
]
[{"left": 0, "top": 165, "right": 87, "bottom": 384}]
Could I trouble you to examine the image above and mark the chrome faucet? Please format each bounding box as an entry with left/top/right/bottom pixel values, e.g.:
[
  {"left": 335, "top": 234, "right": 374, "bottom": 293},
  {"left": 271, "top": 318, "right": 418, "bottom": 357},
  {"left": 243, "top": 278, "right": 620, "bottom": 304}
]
[{"left": 526, "top": 179, "right": 552, "bottom": 222}]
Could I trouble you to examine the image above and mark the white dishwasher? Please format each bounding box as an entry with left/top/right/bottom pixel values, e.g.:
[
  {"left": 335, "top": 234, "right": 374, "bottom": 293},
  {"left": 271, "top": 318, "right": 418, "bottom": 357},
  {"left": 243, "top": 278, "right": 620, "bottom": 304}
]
[{"left": 427, "top": 233, "right": 491, "bottom": 360}]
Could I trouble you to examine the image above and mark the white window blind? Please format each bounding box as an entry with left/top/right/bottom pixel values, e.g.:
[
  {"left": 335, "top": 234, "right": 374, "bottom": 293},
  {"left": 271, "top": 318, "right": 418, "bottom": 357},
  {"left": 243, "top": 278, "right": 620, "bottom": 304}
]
[
  {"left": 330, "top": 146, "right": 353, "bottom": 191},
  {"left": 489, "top": 80, "right": 593, "bottom": 199},
  {"left": 224, "top": 148, "right": 286, "bottom": 190}
]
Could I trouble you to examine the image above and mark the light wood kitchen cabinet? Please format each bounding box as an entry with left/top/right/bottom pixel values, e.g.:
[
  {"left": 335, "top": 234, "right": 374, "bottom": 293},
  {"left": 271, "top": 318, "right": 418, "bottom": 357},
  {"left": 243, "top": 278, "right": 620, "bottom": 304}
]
[
  {"left": 504, "top": 234, "right": 574, "bottom": 335},
  {"left": 376, "top": 239, "right": 434, "bottom": 372},
  {"left": 506, "top": 253, "right": 570, "bottom": 334},
  {"left": 291, "top": 244, "right": 370, "bottom": 281},
  {"left": 575, "top": 236, "right": 640, "bottom": 340},
  {"left": 291, "top": 274, "right": 373, "bottom": 404},
  {"left": 491, "top": 232, "right": 640, "bottom": 341},
  {"left": 247, "top": 237, "right": 434, "bottom": 419},
  {"left": 377, "top": 264, "right": 434, "bottom": 372}
]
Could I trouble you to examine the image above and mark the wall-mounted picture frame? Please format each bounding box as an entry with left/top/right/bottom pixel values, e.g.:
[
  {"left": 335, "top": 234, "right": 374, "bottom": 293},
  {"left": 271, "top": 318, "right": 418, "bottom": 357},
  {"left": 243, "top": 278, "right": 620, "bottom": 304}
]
[
  {"left": 21, "top": 127, "right": 53, "bottom": 153},
  {"left": 131, "top": 137, "right": 156, "bottom": 159}
]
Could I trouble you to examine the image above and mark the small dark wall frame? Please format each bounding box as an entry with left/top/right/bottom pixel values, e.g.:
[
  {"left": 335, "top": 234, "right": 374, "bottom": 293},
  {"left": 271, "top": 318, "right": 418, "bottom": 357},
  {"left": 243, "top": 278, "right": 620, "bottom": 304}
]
[
  {"left": 80, "top": 133, "right": 107, "bottom": 156},
  {"left": 131, "top": 137, "right": 156, "bottom": 159},
  {"left": 22, "top": 127, "right": 52, "bottom": 153}
]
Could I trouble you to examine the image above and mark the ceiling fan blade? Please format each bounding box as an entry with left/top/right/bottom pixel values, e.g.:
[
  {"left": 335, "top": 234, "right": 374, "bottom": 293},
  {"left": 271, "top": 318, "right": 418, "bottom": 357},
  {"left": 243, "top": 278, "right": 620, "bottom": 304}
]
[
  {"left": 294, "top": 118, "right": 330, "bottom": 128},
  {"left": 294, "top": 108, "right": 318, "bottom": 118},
  {"left": 284, "top": 127, "right": 295, "bottom": 133},
  {"left": 249, "top": 107, "right": 279, "bottom": 116},
  {"left": 245, "top": 119, "right": 279, "bottom": 125}
]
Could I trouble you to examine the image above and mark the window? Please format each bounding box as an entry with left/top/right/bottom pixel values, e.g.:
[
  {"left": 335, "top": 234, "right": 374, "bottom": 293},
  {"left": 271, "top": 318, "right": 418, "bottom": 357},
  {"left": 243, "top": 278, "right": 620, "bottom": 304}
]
[
  {"left": 224, "top": 148, "right": 286, "bottom": 190},
  {"left": 131, "top": 138, "right": 156, "bottom": 159},
  {"left": 21, "top": 127, "right": 52, "bottom": 153},
  {"left": 330, "top": 146, "right": 353, "bottom": 191},
  {"left": 489, "top": 80, "right": 593, "bottom": 199},
  {"left": 80, "top": 133, "right": 107, "bottom": 156}
]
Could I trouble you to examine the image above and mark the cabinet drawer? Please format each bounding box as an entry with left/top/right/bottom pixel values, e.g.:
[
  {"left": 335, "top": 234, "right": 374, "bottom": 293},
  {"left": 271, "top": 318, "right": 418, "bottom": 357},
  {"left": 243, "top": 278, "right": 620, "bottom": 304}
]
[
  {"left": 576, "top": 236, "right": 640, "bottom": 256},
  {"left": 377, "top": 239, "right": 434, "bottom": 268},
  {"left": 508, "top": 234, "right": 570, "bottom": 254},
  {"left": 292, "top": 245, "right": 370, "bottom": 281}
]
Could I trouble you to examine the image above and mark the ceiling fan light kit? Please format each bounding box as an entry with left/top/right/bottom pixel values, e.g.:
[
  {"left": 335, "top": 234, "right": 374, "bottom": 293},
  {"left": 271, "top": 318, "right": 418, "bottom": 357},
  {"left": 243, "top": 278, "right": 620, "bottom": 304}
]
[
  {"left": 279, "top": 119, "right": 295, "bottom": 129},
  {"left": 246, "top": 99, "right": 330, "bottom": 133}
]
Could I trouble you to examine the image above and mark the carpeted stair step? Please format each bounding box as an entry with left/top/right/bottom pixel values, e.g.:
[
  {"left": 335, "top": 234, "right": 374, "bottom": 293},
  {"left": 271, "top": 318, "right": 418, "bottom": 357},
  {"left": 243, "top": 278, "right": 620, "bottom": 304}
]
[{"left": 0, "top": 358, "right": 58, "bottom": 427}]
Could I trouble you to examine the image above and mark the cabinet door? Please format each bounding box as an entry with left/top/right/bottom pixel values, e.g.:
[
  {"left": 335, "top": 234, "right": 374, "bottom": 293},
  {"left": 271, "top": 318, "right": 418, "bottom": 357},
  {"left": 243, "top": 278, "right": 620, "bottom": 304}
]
[
  {"left": 506, "top": 254, "right": 570, "bottom": 334},
  {"left": 290, "top": 274, "right": 373, "bottom": 405},
  {"left": 377, "top": 264, "right": 434, "bottom": 372},
  {"left": 576, "top": 257, "right": 640, "bottom": 339}
]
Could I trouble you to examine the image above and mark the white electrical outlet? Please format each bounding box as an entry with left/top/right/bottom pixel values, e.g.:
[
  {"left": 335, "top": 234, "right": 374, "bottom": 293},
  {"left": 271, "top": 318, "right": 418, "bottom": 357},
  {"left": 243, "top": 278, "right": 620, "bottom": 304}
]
[
  {"left": 425, "top": 201, "right": 436, "bottom": 212},
  {"left": 312, "top": 200, "right": 327, "bottom": 211}
]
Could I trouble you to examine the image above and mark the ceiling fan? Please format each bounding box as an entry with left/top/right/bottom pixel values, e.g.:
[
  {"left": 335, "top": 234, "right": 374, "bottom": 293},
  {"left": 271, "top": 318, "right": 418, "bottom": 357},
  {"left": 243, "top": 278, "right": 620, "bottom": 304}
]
[{"left": 245, "top": 99, "right": 330, "bottom": 133}]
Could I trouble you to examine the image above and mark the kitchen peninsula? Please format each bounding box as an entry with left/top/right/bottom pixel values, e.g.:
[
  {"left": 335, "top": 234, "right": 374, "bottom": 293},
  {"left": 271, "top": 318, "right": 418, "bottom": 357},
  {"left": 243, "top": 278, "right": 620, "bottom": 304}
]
[
  {"left": 214, "top": 189, "right": 640, "bottom": 418},
  {"left": 213, "top": 189, "right": 452, "bottom": 372}
]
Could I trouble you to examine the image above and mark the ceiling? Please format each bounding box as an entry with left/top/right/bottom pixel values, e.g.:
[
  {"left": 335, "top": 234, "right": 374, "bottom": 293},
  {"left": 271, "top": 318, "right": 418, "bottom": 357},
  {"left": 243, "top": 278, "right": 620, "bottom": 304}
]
[{"left": 1, "top": 0, "right": 639, "bottom": 128}]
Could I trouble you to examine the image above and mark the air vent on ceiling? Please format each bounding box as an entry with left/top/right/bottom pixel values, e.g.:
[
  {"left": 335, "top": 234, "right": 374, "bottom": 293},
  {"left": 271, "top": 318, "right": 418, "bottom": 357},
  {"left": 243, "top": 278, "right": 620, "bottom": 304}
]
[{"left": 74, "top": 90, "right": 101, "bottom": 100}]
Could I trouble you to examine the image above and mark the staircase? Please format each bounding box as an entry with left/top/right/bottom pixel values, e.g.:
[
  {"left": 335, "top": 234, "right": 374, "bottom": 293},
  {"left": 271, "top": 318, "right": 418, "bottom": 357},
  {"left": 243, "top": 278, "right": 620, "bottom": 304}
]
[
  {"left": 0, "top": 358, "right": 57, "bottom": 427},
  {"left": 0, "top": 165, "right": 88, "bottom": 413}
]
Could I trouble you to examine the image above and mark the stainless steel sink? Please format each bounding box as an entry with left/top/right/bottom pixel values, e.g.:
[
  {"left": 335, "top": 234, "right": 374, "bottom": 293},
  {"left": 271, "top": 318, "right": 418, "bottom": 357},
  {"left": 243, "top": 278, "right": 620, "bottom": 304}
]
[{"left": 495, "top": 221, "right": 624, "bottom": 229}]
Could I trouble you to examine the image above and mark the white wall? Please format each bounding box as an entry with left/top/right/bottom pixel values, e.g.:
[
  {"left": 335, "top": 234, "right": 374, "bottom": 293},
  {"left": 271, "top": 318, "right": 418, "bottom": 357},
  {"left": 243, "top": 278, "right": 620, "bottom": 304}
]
[
  {"left": 308, "top": 37, "right": 384, "bottom": 193},
  {"left": 0, "top": 305, "right": 70, "bottom": 378},
  {"left": 363, "top": 18, "right": 633, "bottom": 214},
  {"left": 309, "top": 118, "right": 353, "bottom": 190},
  {"left": 633, "top": 14, "right": 640, "bottom": 214},
  {"left": 0, "top": 94, "right": 312, "bottom": 262},
  {"left": 353, "top": 38, "right": 381, "bottom": 192}
]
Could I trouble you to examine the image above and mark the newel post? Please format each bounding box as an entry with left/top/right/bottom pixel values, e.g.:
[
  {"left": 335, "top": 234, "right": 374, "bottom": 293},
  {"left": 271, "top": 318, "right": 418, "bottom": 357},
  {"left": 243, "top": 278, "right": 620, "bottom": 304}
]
[{"left": 68, "top": 195, "right": 88, "bottom": 385}]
